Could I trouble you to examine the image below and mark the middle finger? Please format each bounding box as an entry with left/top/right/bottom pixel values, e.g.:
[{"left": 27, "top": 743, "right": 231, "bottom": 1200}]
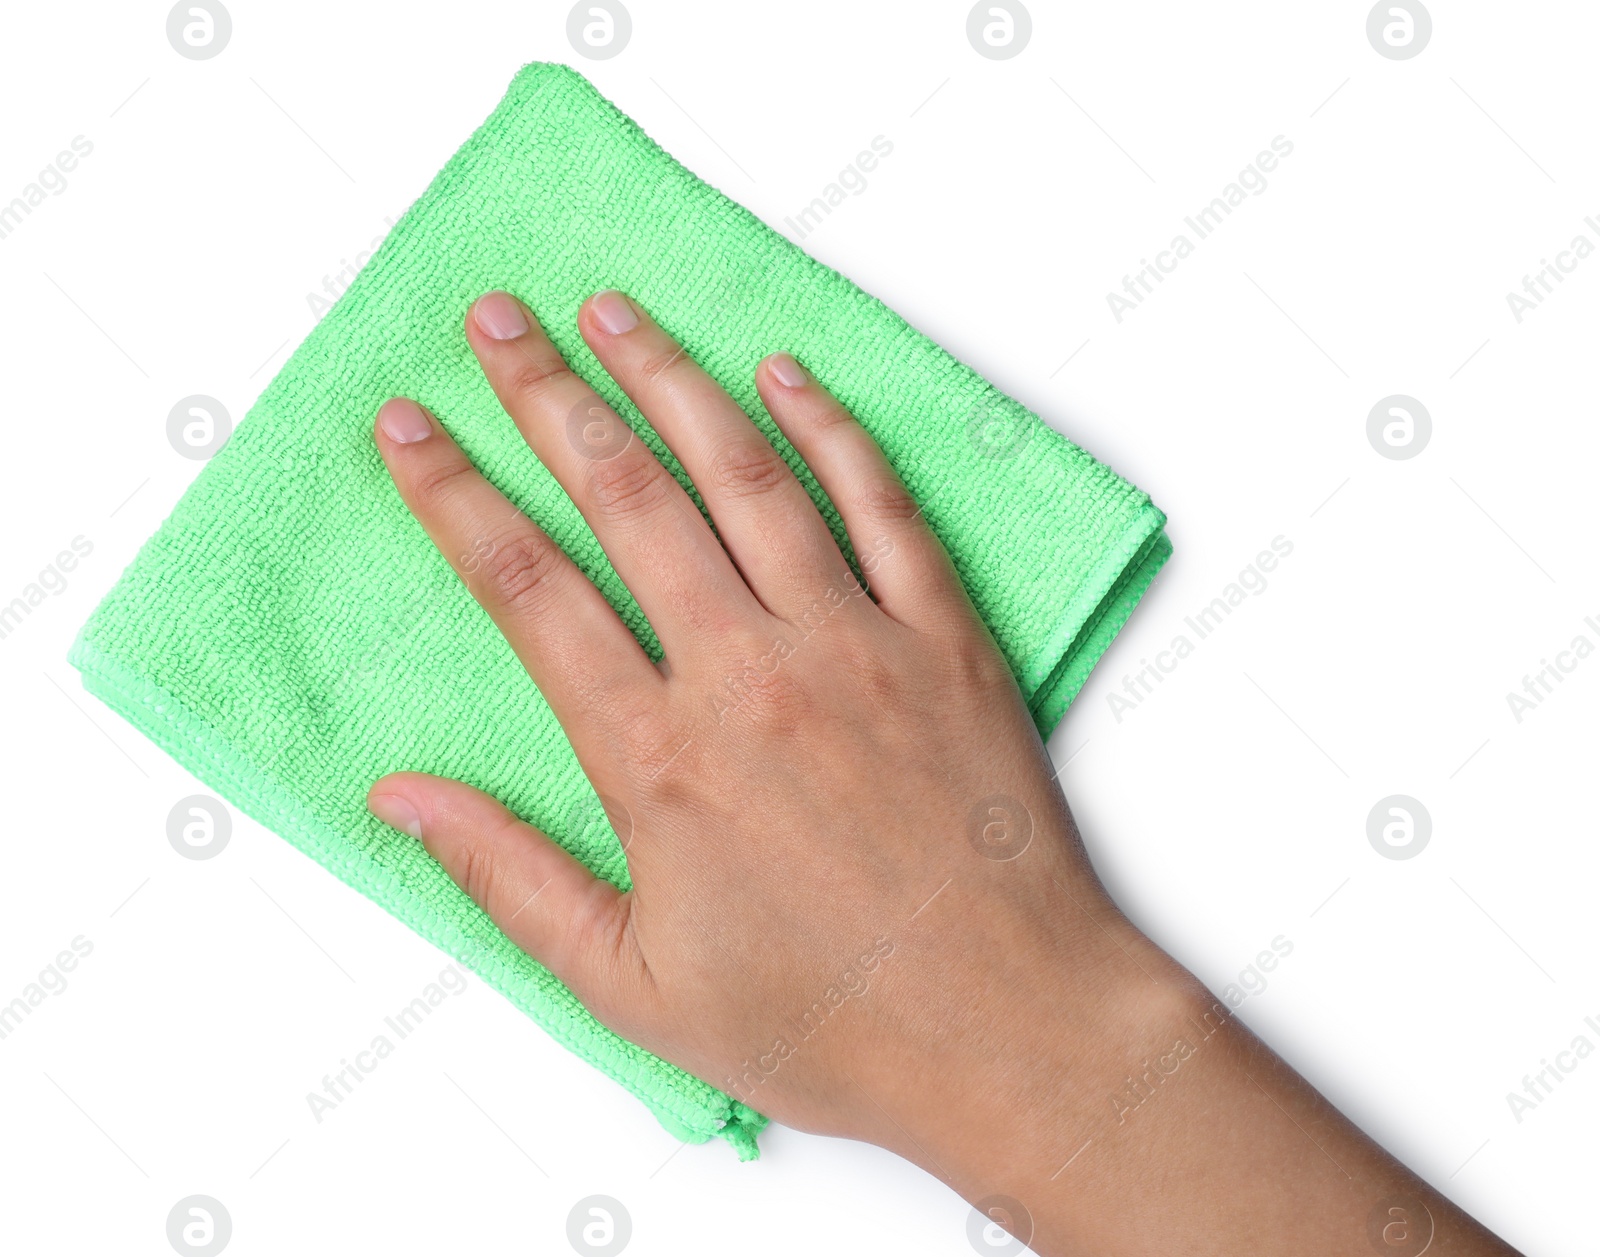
[
  {"left": 465, "top": 290, "right": 762, "bottom": 657},
  {"left": 577, "top": 289, "right": 866, "bottom": 625}
]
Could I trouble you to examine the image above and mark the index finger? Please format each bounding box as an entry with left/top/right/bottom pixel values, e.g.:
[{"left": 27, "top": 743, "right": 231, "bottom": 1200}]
[{"left": 374, "top": 396, "right": 665, "bottom": 750}]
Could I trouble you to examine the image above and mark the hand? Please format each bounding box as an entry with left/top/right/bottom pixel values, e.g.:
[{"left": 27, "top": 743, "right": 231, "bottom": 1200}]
[
  {"left": 366, "top": 289, "right": 1516, "bottom": 1257},
  {"left": 364, "top": 286, "right": 1117, "bottom": 1140}
]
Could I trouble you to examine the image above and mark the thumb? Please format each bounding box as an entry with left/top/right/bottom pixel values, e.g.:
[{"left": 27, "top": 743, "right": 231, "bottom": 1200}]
[{"left": 367, "top": 773, "right": 639, "bottom": 1022}]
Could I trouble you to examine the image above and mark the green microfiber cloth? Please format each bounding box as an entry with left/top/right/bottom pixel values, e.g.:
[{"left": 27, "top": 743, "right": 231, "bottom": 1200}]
[{"left": 71, "top": 62, "right": 1169, "bottom": 1160}]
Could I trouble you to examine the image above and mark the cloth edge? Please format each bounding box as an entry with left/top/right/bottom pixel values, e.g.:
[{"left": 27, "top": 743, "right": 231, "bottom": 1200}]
[{"left": 1026, "top": 506, "right": 1171, "bottom": 739}]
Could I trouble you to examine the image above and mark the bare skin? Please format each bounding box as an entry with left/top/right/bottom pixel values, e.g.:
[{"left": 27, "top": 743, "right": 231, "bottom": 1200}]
[{"left": 366, "top": 288, "right": 1518, "bottom": 1256}]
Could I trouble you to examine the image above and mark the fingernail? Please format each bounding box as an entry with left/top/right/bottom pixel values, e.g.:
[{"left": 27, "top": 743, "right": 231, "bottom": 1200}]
[
  {"left": 474, "top": 291, "right": 530, "bottom": 340},
  {"left": 591, "top": 289, "right": 639, "bottom": 335},
  {"left": 377, "top": 398, "right": 433, "bottom": 444},
  {"left": 369, "top": 794, "right": 422, "bottom": 839},
  {"left": 769, "top": 353, "right": 807, "bottom": 388}
]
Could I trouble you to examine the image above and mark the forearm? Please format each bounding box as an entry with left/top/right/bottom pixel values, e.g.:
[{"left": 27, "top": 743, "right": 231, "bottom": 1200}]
[{"left": 874, "top": 916, "right": 1516, "bottom": 1257}]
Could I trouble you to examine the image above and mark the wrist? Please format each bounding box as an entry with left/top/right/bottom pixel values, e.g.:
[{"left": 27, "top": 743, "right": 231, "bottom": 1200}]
[
  {"left": 874, "top": 932, "right": 1514, "bottom": 1257},
  {"left": 846, "top": 888, "right": 1198, "bottom": 1192},
  {"left": 910, "top": 933, "right": 1206, "bottom": 1189}
]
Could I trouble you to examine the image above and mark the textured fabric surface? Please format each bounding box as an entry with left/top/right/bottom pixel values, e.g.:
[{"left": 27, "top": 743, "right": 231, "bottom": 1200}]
[{"left": 70, "top": 62, "right": 1169, "bottom": 1159}]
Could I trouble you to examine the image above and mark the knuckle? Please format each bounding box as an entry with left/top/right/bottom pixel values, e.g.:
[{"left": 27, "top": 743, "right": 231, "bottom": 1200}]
[
  {"left": 738, "top": 668, "right": 814, "bottom": 736},
  {"left": 637, "top": 343, "right": 691, "bottom": 384},
  {"left": 588, "top": 455, "right": 670, "bottom": 523},
  {"left": 837, "top": 635, "right": 901, "bottom": 707},
  {"left": 569, "top": 878, "right": 625, "bottom": 949},
  {"left": 808, "top": 399, "right": 856, "bottom": 432},
  {"left": 854, "top": 476, "right": 922, "bottom": 525},
  {"left": 452, "top": 840, "right": 499, "bottom": 915},
  {"left": 501, "top": 353, "right": 574, "bottom": 404},
  {"left": 706, "top": 442, "right": 791, "bottom": 500},
  {"left": 789, "top": 572, "right": 866, "bottom": 640},
  {"left": 617, "top": 708, "right": 695, "bottom": 780},
  {"left": 940, "top": 629, "right": 1013, "bottom": 698},
  {"left": 712, "top": 639, "right": 815, "bottom": 736},
  {"left": 474, "top": 531, "right": 564, "bottom": 610},
  {"left": 409, "top": 457, "right": 478, "bottom": 512},
  {"left": 579, "top": 937, "right": 656, "bottom": 1041}
]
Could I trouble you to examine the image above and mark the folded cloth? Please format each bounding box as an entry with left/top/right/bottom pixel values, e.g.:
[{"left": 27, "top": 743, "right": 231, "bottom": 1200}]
[{"left": 71, "top": 62, "right": 1169, "bottom": 1159}]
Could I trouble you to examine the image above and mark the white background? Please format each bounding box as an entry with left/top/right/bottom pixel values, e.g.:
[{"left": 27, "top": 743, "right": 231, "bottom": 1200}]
[{"left": 1, "top": 2, "right": 1594, "bottom": 1254}]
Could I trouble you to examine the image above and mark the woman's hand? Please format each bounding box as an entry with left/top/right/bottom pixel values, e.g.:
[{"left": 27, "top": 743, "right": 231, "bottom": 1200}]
[
  {"left": 364, "top": 287, "right": 1137, "bottom": 1141},
  {"left": 366, "top": 289, "right": 1515, "bottom": 1257}
]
